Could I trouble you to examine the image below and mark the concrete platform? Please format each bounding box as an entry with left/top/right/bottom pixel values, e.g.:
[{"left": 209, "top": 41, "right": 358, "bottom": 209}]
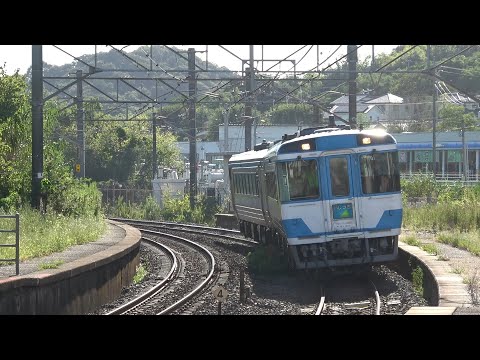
[
  {"left": 0, "top": 219, "right": 141, "bottom": 314},
  {"left": 405, "top": 306, "right": 457, "bottom": 315}
]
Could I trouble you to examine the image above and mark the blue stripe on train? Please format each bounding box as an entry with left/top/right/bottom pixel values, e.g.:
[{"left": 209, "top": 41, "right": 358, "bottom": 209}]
[
  {"left": 315, "top": 135, "right": 357, "bottom": 151},
  {"left": 281, "top": 209, "right": 403, "bottom": 238}
]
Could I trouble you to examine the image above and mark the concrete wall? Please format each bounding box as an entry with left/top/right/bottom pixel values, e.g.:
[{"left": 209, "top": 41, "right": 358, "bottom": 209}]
[
  {"left": 215, "top": 214, "right": 239, "bottom": 230},
  {"left": 0, "top": 222, "right": 141, "bottom": 315},
  {"left": 389, "top": 245, "right": 439, "bottom": 306}
]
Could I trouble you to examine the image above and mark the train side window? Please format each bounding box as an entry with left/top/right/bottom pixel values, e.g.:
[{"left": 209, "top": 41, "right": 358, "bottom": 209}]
[{"left": 277, "top": 163, "right": 290, "bottom": 202}]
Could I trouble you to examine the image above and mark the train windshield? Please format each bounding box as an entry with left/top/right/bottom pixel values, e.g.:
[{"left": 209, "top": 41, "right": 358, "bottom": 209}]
[
  {"left": 360, "top": 151, "right": 401, "bottom": 194},
  {"left": 277, "top": 159, "right": 319, "bottom": 202}
]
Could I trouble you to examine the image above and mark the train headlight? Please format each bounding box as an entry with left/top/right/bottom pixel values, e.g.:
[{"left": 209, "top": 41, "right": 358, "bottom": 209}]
[
  {"left": 301, "top": 143, "right": 311, "bottom": 151},
  {"left": 362, "top": 137, "right": 372, "bottom": 145}
]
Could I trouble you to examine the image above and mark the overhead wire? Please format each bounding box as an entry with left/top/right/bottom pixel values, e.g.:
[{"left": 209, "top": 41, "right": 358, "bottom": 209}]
[{"left": 139, "top": 46, "right": 186, "bottom": 82}]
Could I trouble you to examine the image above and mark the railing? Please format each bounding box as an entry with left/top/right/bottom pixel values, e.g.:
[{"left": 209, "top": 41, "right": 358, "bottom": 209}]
[
  {"left": 401, "top": 172, "right": 479, "bottom": 185},
  {"left": 101, "top": 188, "right": 153, "bottom": 205},
  {"left": 0, "top": 213, "right": 20, "bottom": 275}
]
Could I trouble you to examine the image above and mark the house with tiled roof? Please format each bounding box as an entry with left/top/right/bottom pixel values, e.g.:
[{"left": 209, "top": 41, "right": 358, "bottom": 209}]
[{"left": 325, "top": 92, "right": 415, "bottom": 126}]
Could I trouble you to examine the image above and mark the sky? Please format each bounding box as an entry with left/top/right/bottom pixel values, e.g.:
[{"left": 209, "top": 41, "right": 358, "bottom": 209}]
[{"left": 0, "top": 45, "right": 398, "bottom": 75}]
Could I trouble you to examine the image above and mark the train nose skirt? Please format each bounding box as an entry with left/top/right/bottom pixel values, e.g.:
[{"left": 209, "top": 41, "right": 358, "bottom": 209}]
[{"left": 293, "top": 236, "right": 396, "bottom": 268}]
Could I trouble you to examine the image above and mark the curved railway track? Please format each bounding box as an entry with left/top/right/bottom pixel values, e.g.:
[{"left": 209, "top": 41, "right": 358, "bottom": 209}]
[
  {"left": 107, "top": 228, "right": 216, "bottom": 315},
  {"left": 320, "top": 276, "right": 382, "bottom": 315},
  {"left": 98, "top": 219, "right": 427, "bottom": 315},
  {"left": 106, "top": 237, "right": 178, "bottom": 315},
  {"left": 314, "top": 287, "right": 326, "bottom": 315},
  {"left": 110, "top": 218, "right": 248, "bottom": 241}
]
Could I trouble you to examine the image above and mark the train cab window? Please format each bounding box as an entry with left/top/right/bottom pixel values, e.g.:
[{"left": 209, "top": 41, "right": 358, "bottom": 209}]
[
  {"left": 277, "top": 159, "right": 319, "bottom": 202},
  {"left": 360, "top": 151, "right": 400, "bottom": 194},
  {"left": 329, "top": 157, "right": 350, "bottom": 197}
]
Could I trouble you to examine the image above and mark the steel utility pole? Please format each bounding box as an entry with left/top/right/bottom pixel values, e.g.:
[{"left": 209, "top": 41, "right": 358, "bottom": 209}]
[
  {"left": 244, "top": 45, "right": 254, "bottom": 151},
  {"left": 427, "top": 45, "right": 437, "bottom": 179},
  {"left": 433, "top": 79, "right": 437, "bottom": 178},
  {"left": 222, "top": 105, "right": 232, "bottom": 209},
  {"left": 76, "top": 70, "right": 85, "bottom": 179},
  {"left": 462, "top": 117, "right": 467, "bottom": 181},
  {"left": 31, "top": 45, "right": 43, "bottom": 209},
  {"left": 347, "top": 45, "right": 357, "bottom": 129},
  {"left": 152, "top": 112, "right": 157, "bottom": 180},
  {"left": 188, "top": 48, "right": 197, "bottom": 210}
]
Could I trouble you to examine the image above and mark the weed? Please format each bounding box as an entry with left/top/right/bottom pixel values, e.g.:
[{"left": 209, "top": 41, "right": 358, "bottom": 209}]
[
  {"left": 420, "top": 243, "right": 438, "bottom": 255},
  {"left": 437, "top": 254, "right": 450, "bottom": 261},
  {"left": 412, "top": 266, "right": 424, "bottom": 296},
  {"left": 133, "top": 263, "right": 147, "bottom": 284},
  {"left": 466, "top": 268, "right": 480, "bottom": 305},
  {"left": 403, "top": 235, "right": 421, "bottom": 247},
  {"left": 39, "top": 259, "right": 64, "bottom": 270}
]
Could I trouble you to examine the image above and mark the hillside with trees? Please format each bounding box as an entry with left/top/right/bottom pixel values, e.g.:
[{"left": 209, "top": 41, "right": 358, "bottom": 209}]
[
  {"left": 30, "top": 45, "right": 480, "bottom": 142},
  {"left": 6, "top": 45, "right": 478, "bottom": 195}
]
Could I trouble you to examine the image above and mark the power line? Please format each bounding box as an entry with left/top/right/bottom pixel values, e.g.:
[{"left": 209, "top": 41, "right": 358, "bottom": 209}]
[{"left": 374, "top": 45, "right": 419, "bottom": 73}]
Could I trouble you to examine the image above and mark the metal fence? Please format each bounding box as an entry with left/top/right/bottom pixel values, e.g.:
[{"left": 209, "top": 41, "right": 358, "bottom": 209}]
[
  {"left": 401, "top": 172, "right": 480, "bottom": 185},
  {"left": 101, "top": 188, "right": 153, "bottom": 206},
  {"left": 100, "top": 185, "right": 232, "bottom": 212},
  {"left": 0, "top": 213, "right": 20, "bottom": 275}
]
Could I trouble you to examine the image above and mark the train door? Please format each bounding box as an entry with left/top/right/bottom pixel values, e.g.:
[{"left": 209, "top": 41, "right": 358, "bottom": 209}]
[
  {"left": 258, "top": 163, "right": 269, "bottom": 223},
  {"left": 322, "top": 154, "right": 359, "bottom": 234}
]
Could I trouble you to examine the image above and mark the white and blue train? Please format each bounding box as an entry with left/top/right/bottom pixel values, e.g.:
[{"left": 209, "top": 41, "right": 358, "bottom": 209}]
[{"left": 228, "top": 126, "right": 402, "bottom": 270}]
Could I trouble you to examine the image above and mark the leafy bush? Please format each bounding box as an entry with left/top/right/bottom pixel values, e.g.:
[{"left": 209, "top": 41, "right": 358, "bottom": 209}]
[
  {"left": 401, "top": 174, "right": 440, "bottom": 203},
  {"left": 0, "top": 191, "right": 21, "bottom": 212},
  {"left": 47, "top": 178, "right": 102, "bottom": 217},
  {"left": 143, "top": 195, "right": 163, "bottom": 220},
  {"left": 247, "top": 245, "right": 288, "bottom": 275},
  {"left": 133, "top": 263, "right": 147, "bottom": 284},
  {"left": 105, "top": 196, "right": 145, "bottom": 219},
  {"left": 161, "top": 194, "right": 220, "bottom": 225}
]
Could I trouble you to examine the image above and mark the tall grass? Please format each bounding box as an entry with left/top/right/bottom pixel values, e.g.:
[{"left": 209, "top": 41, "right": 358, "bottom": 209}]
[
  {"left": 403, "top": 201, "right": 480, "bottom": 232},
  {"left": 105, "top": 194, "right": 220, "bottom": 226},
  {"left": 402, "top": 178, "right": 480, "bottom": 232},
  {"left": 402, "top": 177, "right": 480, "bottom": 255},
  {"left": 437, "top": 231, "right": 480, "bottom": 256},
  {"left": 0, "top": 206, "right": 106, "bottom": 262}
]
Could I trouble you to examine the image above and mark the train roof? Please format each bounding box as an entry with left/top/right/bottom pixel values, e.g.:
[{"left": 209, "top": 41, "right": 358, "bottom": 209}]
[
  {"left": 229, "top": 145, "right": 278, "bottom": 163},
  {"left": 229, "top": 126, "right": 396, "bottom": 164}
]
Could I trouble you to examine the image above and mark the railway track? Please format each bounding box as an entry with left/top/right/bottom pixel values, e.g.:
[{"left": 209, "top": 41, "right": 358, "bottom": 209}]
[
  {"left": 107, "top": 228, "right": 216, "bottom": 315},
  {"left": 98, "top": 219, "right": 426, "bottom": 315},
  {"left": 320, "top": 276, "right": 382, "bottom": 315}
]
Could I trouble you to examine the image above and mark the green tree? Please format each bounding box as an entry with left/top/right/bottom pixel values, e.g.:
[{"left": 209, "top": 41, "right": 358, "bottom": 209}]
[
  {"left": 84, "top": 117, "right": 183, "bottom": 187},
  {"left": 270, "top": 103, "right": 313, "bottom": 126},
  {"left": 0, "top": 66, "right": 29, "bottom": 152},
  {"left": 438, "top": 103, "right": 479, "bottom": 131},
  {"left": 0, "top": 68, "right": 31, "bottom": 209},
  {"left": 356, "top": 113, "right": 371, "bottom": 129}
]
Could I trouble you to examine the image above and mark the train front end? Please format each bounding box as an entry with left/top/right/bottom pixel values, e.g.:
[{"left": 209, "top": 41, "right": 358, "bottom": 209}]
[{"left": 276, "top": 129, "right": 402, "bottom": 270}]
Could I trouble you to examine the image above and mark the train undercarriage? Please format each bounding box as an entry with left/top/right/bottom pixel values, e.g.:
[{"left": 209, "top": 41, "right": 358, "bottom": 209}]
[{"left": 239, "top": 220, "right": 398, "bottom": 270}]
